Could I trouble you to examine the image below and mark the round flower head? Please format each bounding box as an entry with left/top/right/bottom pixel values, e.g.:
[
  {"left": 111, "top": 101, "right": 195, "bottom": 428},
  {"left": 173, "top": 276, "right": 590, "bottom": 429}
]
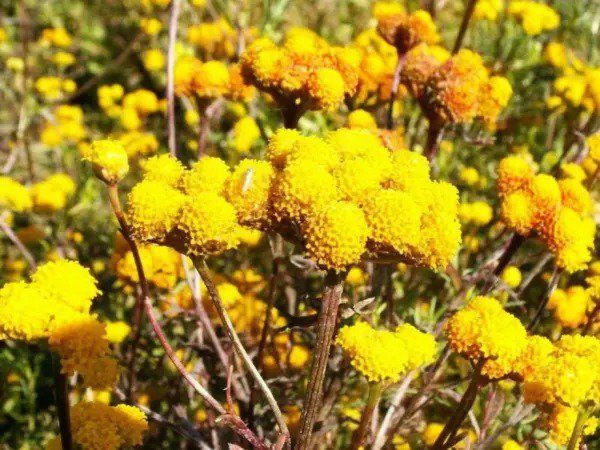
[
  {"left": 85, "top": 139, "right": 129, "bottom": 184},
  {"left": 497, "top": 156, "right": 534, "bottom": 197},
  {"left": 559, "top": 178, "right": 592, "bottom": 215},
  {"left": 266, "top": 128, "right": 302, "bottom": 168},
  {"left": 514, "top": 335, "right": 554, "bottom": 381},
  {"left": 0, "top": 282, "right": 60, "bottom": 341},
  {"left": 182, "top": 157, "right": 231, "bottom": 195},
  {"left": 347, "top": 109, "right": 377, "bottom": 129},
  {"left": 32, "top": 260, "right": 99, "bottom": 313},
  {"left": 0, "top": 177, "right": 33, "bottom": 212},
  {"left": 302, "top": 201, "right": 368, "bottom": 270},
  {"left": 127, "top": 179, "right": 185, "bottom": 242},
  {"left": 444, "top": 296, "right": 528, "bottom": 379},
  {"left": 141, "top": 154, "right": 185, "bottom": 187},
  {"left": 362, "top": 189, "right": 422, "bottom": 255},
  {"left": 306, "top": 68, "right": 346, "bottom": 111},
  {"left": 547, "top": 286, "right": 591, "bottom": 328},
  {"left": 508, "top": 1, "right": 560, "bottom": 35},
  {"left": 333, "top": 158, "right": 384, "bottom": 204},
  {"left": 400, "top": 43, "right": 448, "bottom": 98},
  {"left": 421, "top": 49, "right": 489, "bottom": 127},
  {"left": 231, "top": 116, "right": 261, "bottom": 153},
  {"left": 49, "top": 314, "right": 119, "bottom": 389},
  {"left": 478, "top": 76, "right": 513, "bottom": 126},
  {"left": 377, "top": 9, "right": 440, "bottom": 54},
  {"left": 193, "top": 60, "right": 231, "bottom": 99},
  {"left": 273, "top": 159, "right": 339, "bottom": 221},
  {"left": 174, "top": 192, "right": 240, "bottom": 257},
  {"left": 225, "top": 159, "right": 275, "bottom": 228},
  {"left": 384, "top": 150, "right": 431, "bottom": 192},
  {"left": 549, "top": 208, "right": 594, "bottom": 272}
]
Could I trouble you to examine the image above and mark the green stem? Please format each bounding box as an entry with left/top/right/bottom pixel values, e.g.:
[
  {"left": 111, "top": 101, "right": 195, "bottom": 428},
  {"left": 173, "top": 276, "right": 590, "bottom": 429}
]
[
  {"left": 567, "top": 409, "right": 589, "bottom": 450},
  {"left": 350, "top": 382, "right": 384, "bottom": 450}
]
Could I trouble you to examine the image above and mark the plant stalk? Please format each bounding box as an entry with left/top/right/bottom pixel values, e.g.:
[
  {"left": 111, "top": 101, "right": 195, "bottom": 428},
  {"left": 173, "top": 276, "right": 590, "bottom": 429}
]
[
  {"left": 567, "top": 409, "right": 589, "bottom": 450},
  {"left": 52, "top": 355, "right": 73, "bottom": 450},
  {"left": 295, "top": 270, "right": 347, "bottom": 450},
  {"left": 350, "top": 382, "right": 384, "bottom": 450}
]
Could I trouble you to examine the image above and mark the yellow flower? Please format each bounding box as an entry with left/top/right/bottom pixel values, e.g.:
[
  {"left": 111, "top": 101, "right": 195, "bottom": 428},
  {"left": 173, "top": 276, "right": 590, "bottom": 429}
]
[
  {"left": 474, "top": 0, "right": 504, "bottom": 21},
  {"left": 175, "top": 193, "right": 240, "bottom": 257},
  {"left": 347, "top": 109, "right": 378, "bottom": 129},
  {"left": 547, "top": 286, "right": 592, "bottom": 328},
  {"left": 445, "top": 296, "right": 528, "bottom": 379},
  {"left": 545, "top": 404, "right": 598, "bottom": 447},
  {"left": 500, "top": 266, "right": 522, "bottom": 289},
  {"left": 303, "top": 201, "right": 368, "bottom": 270},
  {"left": 0, "top": 177, "right": 32, "bottom": 212},
  {"left": 346, "top": 267, "right": 368, "bottom": 287},
  {"left": 377, "top": 9, "right": 440, "bottom": 54},
  {"left": 85, "top": 139, "right": 129, "bottom": 184},
  {"left": 40, "top": 27, "right": 72, "bottom": 47},
  {"left": 502, "top": 440, "right": 523, "bottom": 450},
  {"left": 32, "top": 260, "right": 99, "bottom": 313},
  {"left": 51, "top": 51, "right": 75, "bottom": 67},
  {"left": 231, "top": 116, "right": 261, "bottom": 153},
  {"left": 508, "top": 1, "right": 560, "bottom": 35},
  {"left": 105, "top": 321, "right": 131, "bottom": 344},
  {"left": 49, "top": 315, "right": 119, "bottom": 389},
  {"left": 140, "top": 18, "right": 162, "bottom": 36},
  {"left": 142, "top": 48, "right": 166, "bottom": 72},
  {"left": 225, "top": 159, "right": 275, "bottom": 228},
  {"left": 266, "top": 128, "right": 302, "bottom": 168},
  {"left": 127, "top": 180, "right": 185, "bottom": 241},
  {"left": 336, "top": 321, "right": 435, "bottom": 382},
  {"left": 182, "top": 157, "right": 230, "bottom": 195},
  {"left": 141, "top": 154, "right": 185, "bottom": 187}
]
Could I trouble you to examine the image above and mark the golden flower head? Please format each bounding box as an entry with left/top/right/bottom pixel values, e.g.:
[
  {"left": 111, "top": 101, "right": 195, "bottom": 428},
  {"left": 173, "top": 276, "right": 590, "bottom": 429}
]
[{"left": 85, "top": 139, "right": 129, "bottom": 184}]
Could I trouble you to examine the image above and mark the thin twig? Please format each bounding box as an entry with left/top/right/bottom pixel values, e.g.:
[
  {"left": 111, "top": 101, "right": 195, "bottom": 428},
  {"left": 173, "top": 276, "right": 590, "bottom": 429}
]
[
  {"left": 194, "top": 258, "right": 290, "bottom": 444},
  {"left": 167, "top": 0, "right": 182, "bottom": 156},
  {"left": 452, "top": 0, "right": 480, "bottom": 54},
  {"left": 0, "top": 212, "right": 37, "bottom": 270},
  {"left": 52, "top": 354, "right": 73, "bottom": 450},
  {"left": 526, "top": 267, "right": 560, "bottom": 332}
]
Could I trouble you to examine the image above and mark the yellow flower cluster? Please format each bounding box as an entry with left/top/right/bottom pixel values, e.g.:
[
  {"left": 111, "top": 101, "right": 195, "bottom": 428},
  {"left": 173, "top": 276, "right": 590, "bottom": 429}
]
[
  {"left": 187, "top": 18, "right": 239, "bottom": 60},
  {"left": 548, "top": 285, "right": 593, "bottom": 328},
  {"left": 116, "top": 131, "right": 159, "bottom": 158},
  {"left": 240, "top": 29, "right": 358, "bottom": 113},
  {"left": 497, "top": 155, "right": 595, "bottom": 272},
  {"left": 41, "top": 105, "right": 86, "bottom": 147},
  {"left": 0, "top": 176, "right": 32, "bottom": 212},
  {"left": 420, "top": 49, "right": 513, "bottom": 128},
  {"left": 40, "top": 27, "right": 72, "bottom": 48},
  {"left": 231, "top": 116, "right": 261, "bottom": 153},
  {"left": 35, "top": 76, "right": 76, "bottom": 100},
  {"left": 399, "top": 42, "right": 450, "bottom": 99},
  {"left": 31, "top": 173, "right": 76, "bottom": 213},
  {"left": 125, "top": 128, "right": 461, "bottom": 271},
  {"left": 544, "top": 404, "right": 598, "bottom": 447},
  {"left": 336, "top": 321, "right": 436, "bottom": 382},
  {"left": 473, "top": 0, "right": 504, "bottom": 21},
  {"left": 174, "top": 57, "right": 253, "bottom": 102},
  {"left": 142, "top": 48, "right": 165, "bottom": 72},
  {"left": 377, "top": 9, "right": 440, "bottom": 54},
  {"left": 522, "top": 334, "right": 600, "bottom": 408},
  {"left": 0, "top": 261, "right": 117, "bottom": 388},
  {"left": 444, "top": 296, "right": 527, "bottom": 379},
  {"left": 508, "top": 1, "right": 560, "bottom": 36},
  {"left": 46, "top": 401, "right": 148, "bottom": 450}
]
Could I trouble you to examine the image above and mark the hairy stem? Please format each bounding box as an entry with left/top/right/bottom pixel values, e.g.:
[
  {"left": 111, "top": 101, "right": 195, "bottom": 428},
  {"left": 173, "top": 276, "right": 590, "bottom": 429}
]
[
  {"left": 387, "top": 54, "right": 406, "bottom": 130},
  {"left": 295, "top": 270, "right": 347, "bottom": 450},
  {"left": 350, "top": 382, "right": 384, "bottom": 450},
  {"left": 452, "top": 0, "right": 480, "bottom": 54},
  {"left": 166, "top": 0, "right": 181, "bottom": 156}
]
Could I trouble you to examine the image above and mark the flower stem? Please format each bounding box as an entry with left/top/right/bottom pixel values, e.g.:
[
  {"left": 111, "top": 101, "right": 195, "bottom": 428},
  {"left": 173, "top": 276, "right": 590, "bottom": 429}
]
[
  {"left": 387, "top": 54, "right": 406, "bottom": 130},
  {"left": 452, "top": 0, "right": 479, "bottom": 54},
  {"left": 567, "top": 409, "right": 589, "bottom": 450},
  {"left": 52, "top": 354, "right": 73, "bottom": 450},
  {"left": 295, "top": 270, "right": 347, "bottom": 450},
  {"left": 432, "top": 360, "right": 484, "bottom": 450},
  {"left": 350, "top": 382, "right": 384, "bottom": 450},
  {"left": 166, "top": 0, "right": 181, "bottom": 156},
  {"left": 425, "top": 123, "right": 444, "bottom": 162},
  {"left": 193, "top": 257, "right": 290, "bottom": 444}
]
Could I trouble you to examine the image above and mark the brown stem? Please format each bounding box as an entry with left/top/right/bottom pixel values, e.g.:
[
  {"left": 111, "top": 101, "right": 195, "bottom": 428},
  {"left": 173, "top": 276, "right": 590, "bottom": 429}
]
[
  {"left": 350, "top": 382, "right": 383, "bottom": 450},
  {"left": 126, "top": 288, "right": 145, "bottom": 401},
  {"left": 295, "top": 270, "right": 347, "bottom": 450},
  {"left": 387, "top": 54, "right": 406, "bottom": 130},
  {"left": 481, "top": 233, "right": 525, "bottom": 295},
  {"left": 452, "top": 0, "right": 480, "bottom": 54},
  {"left": 432, "top": 360, "right": 484, "bottom": 450},
  {"left": 52, "top": 355, "right": 73, "bottom": 450},
  {"left": 526, "top": 267, "right": 560, "bottom": 332},
  {"left": 106, "top": 184, "right": 225, "bottom": 415},
  {"left": 194, "top": 258, "right": 290, "bottom": 444},
  {"left": 425, "top": 123, "right": 444, "bottom": 163},
  {"left": 281, "top": 103, "right": 303, "bottom": 129},
  {"left": 166, "top": 0, "right": 181, "bottom": 156}
]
